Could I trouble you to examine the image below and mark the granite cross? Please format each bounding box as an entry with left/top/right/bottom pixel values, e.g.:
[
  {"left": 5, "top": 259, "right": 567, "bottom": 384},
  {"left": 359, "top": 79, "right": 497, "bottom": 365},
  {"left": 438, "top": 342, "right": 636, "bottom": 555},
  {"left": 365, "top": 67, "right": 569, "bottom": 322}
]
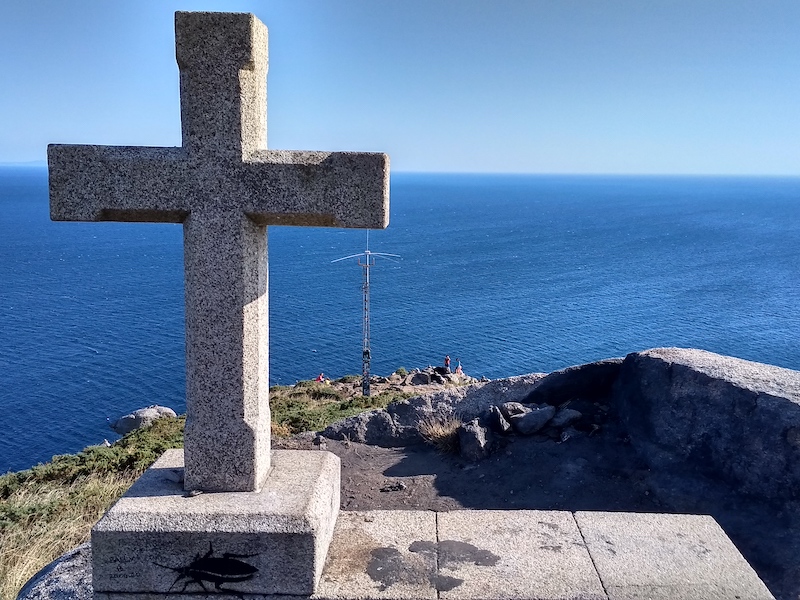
[{"left": 48, "top": 12, "right": 389, "bottom": 493}]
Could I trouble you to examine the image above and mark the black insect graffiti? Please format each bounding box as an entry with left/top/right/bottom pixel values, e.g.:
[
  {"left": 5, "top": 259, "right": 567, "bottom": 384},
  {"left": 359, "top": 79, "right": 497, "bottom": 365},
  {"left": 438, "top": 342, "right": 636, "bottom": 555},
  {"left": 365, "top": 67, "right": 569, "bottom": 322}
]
[{"left": 154, "top": 542, "right": 258, "bottom": 593}]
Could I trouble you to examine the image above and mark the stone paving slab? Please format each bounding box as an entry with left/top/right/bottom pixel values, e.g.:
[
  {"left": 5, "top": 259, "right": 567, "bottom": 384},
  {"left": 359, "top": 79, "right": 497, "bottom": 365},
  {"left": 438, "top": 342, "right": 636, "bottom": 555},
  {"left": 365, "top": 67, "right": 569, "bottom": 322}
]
[
  {"left": 574, "top": 511, "right": 775, "bottom": 600},
  {"left": 316, "top": 510, "right": 438, "bottom": 600},
  {"left": 436, "top": 510, "right": 607, "bottom": 600}
]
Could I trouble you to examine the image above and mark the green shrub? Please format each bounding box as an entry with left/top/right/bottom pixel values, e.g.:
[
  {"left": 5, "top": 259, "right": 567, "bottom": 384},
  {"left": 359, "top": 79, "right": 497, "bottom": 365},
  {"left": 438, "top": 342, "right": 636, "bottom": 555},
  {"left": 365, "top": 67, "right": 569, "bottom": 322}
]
[
  {"left": 395, "top": 367, "right": 408, "bottom": 377},
  {"left": 0, "top": 416, "right": 185, "bottom": 500}
]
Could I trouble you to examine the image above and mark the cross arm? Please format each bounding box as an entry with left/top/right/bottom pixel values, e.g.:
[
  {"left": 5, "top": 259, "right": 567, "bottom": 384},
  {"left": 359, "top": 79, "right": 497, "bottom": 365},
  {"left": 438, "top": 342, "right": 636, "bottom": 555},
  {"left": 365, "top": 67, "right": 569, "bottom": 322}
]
[
  {"left": 48, "top": 145, "right": 190, "bottom": 223},
  {"left": 240, "top": 150, "right": 390, "bottom": 228}
]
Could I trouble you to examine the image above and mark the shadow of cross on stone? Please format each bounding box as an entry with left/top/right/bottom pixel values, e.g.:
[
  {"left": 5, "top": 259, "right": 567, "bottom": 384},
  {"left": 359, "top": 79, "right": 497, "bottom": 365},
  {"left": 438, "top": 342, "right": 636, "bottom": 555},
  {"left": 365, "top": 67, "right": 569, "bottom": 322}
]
[{"left": 47, "top": 11, "right": 389, "bottom": 493}]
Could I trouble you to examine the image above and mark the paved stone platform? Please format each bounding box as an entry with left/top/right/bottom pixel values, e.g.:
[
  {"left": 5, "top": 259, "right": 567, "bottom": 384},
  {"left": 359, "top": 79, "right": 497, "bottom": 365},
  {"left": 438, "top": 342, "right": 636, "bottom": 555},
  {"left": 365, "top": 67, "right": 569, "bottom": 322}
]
[{"left": 25, "top": 508, "right": 774, "bottom": 600}]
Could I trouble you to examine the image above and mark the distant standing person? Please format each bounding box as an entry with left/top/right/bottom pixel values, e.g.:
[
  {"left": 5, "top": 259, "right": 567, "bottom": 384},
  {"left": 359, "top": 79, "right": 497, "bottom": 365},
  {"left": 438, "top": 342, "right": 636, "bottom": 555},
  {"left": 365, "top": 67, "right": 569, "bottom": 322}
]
[
  {"left": 444, "top": 355, "right": 451, "bottom": 372},
  {"left": 455, "top": 358, "right": 462, "bottom": 374}
]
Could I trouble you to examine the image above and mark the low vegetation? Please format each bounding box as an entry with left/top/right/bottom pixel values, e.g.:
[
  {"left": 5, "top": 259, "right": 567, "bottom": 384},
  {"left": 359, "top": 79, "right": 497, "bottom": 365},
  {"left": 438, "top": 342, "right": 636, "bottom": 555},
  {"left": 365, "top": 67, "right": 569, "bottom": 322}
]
[
  {"left": 269, "top": 381, "right": 413, "bottom": 436},
  {"left": 1, "top": 378, "right": 407, "bottom": 600}
]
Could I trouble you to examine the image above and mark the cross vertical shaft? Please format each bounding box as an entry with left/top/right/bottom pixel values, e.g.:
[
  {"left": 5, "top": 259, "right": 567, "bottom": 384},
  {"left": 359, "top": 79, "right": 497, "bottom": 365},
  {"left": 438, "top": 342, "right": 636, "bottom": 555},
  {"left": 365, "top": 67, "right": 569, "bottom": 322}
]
[{"left": 182, "top": 212, "right": 270, "bottom": 491}]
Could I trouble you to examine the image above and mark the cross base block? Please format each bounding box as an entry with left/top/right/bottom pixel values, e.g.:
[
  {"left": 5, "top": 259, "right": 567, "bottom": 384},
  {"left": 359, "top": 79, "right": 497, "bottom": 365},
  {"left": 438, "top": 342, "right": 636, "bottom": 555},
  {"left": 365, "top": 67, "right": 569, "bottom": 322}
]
[{"left": 91, "top": 449, "right": 340, "bottom": 596}]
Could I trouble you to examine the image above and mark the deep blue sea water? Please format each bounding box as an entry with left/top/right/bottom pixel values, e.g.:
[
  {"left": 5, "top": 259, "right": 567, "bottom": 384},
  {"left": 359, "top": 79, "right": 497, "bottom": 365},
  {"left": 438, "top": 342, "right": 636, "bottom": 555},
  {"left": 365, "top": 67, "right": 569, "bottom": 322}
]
[{"left": 1, "top": 167, "right": 799, "bottom": 473}]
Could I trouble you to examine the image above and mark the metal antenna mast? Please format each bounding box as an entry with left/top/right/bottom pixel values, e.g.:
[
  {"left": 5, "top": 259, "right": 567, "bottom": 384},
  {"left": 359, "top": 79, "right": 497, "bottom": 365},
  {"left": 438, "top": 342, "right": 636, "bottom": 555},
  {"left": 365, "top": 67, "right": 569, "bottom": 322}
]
[{"left": 332, "top": 232, "right": 399, "bottom": 396}]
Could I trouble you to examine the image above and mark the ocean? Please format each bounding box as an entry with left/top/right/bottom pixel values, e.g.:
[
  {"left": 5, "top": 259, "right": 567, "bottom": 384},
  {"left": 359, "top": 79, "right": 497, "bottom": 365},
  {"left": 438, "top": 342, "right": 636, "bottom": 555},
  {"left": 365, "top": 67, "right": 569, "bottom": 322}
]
[{"left": 1, "top": 167, "right": 799, "bottom": 473}]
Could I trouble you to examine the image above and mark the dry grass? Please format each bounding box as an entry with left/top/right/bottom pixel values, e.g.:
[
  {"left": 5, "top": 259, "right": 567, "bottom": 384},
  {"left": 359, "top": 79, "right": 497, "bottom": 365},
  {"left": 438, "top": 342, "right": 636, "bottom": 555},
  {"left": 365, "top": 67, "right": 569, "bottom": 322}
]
[
  {"left": 0, "top": 471, "right": 136, "bottom": 600},
  {"left": 417, "top": 411, "right": 462, "bottom": 454}
]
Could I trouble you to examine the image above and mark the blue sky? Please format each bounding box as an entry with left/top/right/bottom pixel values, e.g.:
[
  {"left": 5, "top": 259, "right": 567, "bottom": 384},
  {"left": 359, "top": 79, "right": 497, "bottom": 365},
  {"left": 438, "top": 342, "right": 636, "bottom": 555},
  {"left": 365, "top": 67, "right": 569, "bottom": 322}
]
[{"left": 2, "top": 0, "right": 799, "bottom": 174}]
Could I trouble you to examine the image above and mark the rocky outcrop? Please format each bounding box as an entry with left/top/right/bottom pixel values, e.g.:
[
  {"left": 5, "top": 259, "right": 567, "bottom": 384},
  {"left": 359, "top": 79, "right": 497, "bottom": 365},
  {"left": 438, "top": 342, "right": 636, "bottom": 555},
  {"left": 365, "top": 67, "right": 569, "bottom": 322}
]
[
  {"left": 323, "top": 349, "right": 800, "bottom": 483},
  {"left": 400, "top": 366, "right": 477, "bottom": 387},
  {"left": 322, "top": 373, "right": 546, "bottom": 446},
  {"left": 108, "top": 405, "right": 177, "bottom": 435},
  {"left": 507, "top": 404, "right": 556, "bottom": 435},
  {"left": 612, "top": 348, "right": 800, "bottom": 501}
]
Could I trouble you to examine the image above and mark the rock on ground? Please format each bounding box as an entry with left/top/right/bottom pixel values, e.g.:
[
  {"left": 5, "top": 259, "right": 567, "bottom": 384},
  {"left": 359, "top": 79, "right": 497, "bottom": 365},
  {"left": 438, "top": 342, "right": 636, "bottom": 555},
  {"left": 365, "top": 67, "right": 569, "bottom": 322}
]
[
  {"left": 509, "top": 404, "right": 556, "bottom": 434},
  {"left": 108, "top": 405, "right": 177, "bottom": 435},
  {"left": 457, "top": 418, "right": 493, "bottom": 461},
  {"left": 612, "top": 347, "right": 800, "bottom": 501},
  {"left": 17, "top": 543, "right": 92, "bottom": 600}
]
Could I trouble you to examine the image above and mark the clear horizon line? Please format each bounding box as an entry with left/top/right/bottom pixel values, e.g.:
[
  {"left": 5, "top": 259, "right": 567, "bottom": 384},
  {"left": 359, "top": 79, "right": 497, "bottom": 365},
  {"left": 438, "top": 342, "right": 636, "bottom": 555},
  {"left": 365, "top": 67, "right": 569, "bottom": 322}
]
[{"left": 2, "top": 161, "right": 799, "bottom": 179}]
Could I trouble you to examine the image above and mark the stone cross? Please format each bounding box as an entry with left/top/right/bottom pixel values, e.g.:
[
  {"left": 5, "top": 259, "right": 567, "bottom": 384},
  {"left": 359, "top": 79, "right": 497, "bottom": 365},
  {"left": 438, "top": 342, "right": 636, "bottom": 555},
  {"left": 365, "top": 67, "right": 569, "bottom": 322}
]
[{"left": 48, "top": 12, "right": 388, "bottom": 493}]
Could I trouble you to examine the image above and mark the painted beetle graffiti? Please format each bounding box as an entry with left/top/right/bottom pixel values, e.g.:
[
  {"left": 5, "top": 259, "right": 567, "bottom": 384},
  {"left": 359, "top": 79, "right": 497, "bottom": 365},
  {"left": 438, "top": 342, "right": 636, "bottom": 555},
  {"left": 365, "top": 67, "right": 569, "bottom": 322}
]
[{"left": 154, "top": 542, "right": 258, "bottom": 593}]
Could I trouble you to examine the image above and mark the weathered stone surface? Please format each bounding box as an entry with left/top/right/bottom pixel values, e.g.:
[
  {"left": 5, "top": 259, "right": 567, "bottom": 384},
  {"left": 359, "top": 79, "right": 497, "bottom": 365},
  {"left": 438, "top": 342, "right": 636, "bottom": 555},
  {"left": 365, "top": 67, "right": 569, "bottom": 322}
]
[
  {"left": 576, "top": 511, "right": 775, "bottom": 600},
  {"left": 322, "top": 409, "right": 416, "bottom": 447},
  {"left": 488, "top": 404, "right": 512, "bottom": 434},
  {"left": 509, "top": 405, "right": 556, "bottom": 435},
  {"left": 612, "top": 348, "right": 800, "bottom": 500},
  {"left": 499, "top": 401, "right": 529, "bottom": 420},
  {"left": 409, "top": 372, "right": 431, "bottom": 386},
  {"left": 91, "top": 449, "right": 340, "bottom": 596},
  {"left": 457, "top": 419, "right": 493, "bottom": 461},
  {"left": 549, "top": 407, "right": 582, "bottom": 429},
  {"left": 21, "top": 510, "right": 774, "bottom": 600},
  {"left": 48, "top": 11, "right": 389, "bottom": 493},
  {"left": 108, "top": 405, "right": 176, "bottom": 435},
  {"left": 318, "top": 511, "right": 438, "bottom": 599},
  {"left": 524, "top": 358, "right": 623, "bottom": 405},
  {"left": 16, "top": 543, "right": 92, "bottom": 600},
  {"left": 437, "top": 510, "right": 606, "bottom": 600}
]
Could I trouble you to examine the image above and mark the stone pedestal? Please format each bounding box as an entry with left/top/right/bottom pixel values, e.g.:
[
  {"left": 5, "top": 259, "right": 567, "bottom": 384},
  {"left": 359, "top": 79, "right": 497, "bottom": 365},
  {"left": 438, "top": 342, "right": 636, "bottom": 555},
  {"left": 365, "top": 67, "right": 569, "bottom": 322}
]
[{"left": 91, "top": 449, "right": 340, "bottom": 596}]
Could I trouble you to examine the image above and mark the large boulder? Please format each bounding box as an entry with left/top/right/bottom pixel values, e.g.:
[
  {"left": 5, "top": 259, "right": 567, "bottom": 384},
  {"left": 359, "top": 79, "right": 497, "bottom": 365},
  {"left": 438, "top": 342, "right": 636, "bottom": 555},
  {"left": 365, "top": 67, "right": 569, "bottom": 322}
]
[
  {"left": 488, "top": 405, "right": 512, "bottom": 433},
  {"left": 612, "top": 348, "right": 800, "bottom": 501},
  {"left": 499, "top": 402, "right": 529, "bottom": 420},
  {"left": 17, "top": 543, "right": 92, "bottom": 600},
  {"left": 108, "top": 405, "right": 177, "bottom": 435},
  {"left": 509, "top": 404, "right": 556, "bottom": 435},
  {"left": 549, "top": 407, "right": 582, "bottom": 429},
  {"left": 408, "top": 371, "right": 431, "bottom": 386}
]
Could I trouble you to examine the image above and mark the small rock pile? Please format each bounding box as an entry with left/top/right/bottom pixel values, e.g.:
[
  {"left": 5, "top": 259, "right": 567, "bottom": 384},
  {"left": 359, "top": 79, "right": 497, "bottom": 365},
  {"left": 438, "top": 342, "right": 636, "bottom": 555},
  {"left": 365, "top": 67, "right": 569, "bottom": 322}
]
[
  {"left": 323, "top": 366, "right": 479, "bottom": 400},
  {"left": 395, "top": 366, "right": 479, "bottom": 387},
  {"left": 458, "top": 401, "right": 589, "bottom": 461}
]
